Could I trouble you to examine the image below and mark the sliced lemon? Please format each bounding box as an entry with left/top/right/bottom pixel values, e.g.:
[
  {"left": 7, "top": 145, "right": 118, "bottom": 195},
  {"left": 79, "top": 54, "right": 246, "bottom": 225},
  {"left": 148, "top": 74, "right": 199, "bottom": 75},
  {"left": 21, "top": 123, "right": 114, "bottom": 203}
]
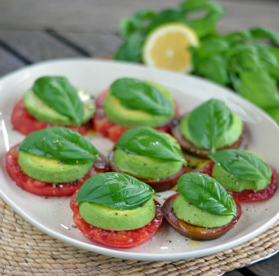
[{"left": 143, "top": 23, "right": 199, "bottom": 73}]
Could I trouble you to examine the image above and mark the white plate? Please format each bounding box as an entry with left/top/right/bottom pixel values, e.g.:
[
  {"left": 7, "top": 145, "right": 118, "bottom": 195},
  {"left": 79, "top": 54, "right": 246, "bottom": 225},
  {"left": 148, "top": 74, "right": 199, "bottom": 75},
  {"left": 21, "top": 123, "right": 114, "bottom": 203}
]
[{"left": 0, "top": 59, "right": 279, "bottom": 261}]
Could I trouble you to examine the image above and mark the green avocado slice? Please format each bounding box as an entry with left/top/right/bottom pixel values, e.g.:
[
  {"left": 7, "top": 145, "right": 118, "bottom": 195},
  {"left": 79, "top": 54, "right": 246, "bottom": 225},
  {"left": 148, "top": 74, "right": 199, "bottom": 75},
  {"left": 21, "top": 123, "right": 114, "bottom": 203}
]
[
  {"left": 173, "top": 194, "right": 235, "bottom": 228},
  {"left": 79, "top": 198, "right": 156, "bottom": 231},
  {"left": 104, "top": 81, "right": 174, "bottom": 128},
  {"left": 24, "top": 89, "right": 96, "bottom": 126},
  {"left": 18, "top": 151, "right": 93, "bottom": 183},
  {"left": 212, "top": 164, "right": 269, "bottom": 192},
  {"left": 180, "top": 113, "right": 243, "bottom": 149}
]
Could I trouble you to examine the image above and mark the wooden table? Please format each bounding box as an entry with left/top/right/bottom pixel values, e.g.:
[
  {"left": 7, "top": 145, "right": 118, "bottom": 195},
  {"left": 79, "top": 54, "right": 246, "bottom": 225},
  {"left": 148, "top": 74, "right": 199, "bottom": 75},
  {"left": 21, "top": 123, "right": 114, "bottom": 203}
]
[{"left": 0, "top": 1, "right": 278, "bottom": 275}]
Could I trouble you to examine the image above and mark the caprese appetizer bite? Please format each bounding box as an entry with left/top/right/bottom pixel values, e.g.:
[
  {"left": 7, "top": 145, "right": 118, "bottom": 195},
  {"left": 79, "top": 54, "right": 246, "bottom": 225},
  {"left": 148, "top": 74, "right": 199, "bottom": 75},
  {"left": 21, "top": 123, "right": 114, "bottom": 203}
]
[
  {"left": 12, "top": 76, "right": 96, "bottom": 135},
  {"left": 162, "top": 172, "right": 242, "bottom": 240},
  {"left": 5, "top": 127, "right": 107, "bottom": 196},
  {"left": 171, "top": 99, "right": 244, "bottom": 158},
  {"left": 108, "top": 126, "right": 187, "bottom": 192},
  {"left": 93, "top": 77, "right": 179, "bottom": 142},
  {"left": 70, "top": 172, "right": 163, "bottom": 248},
  {"left": 202, "top": 149, "right": 278, "bottom": 202}
]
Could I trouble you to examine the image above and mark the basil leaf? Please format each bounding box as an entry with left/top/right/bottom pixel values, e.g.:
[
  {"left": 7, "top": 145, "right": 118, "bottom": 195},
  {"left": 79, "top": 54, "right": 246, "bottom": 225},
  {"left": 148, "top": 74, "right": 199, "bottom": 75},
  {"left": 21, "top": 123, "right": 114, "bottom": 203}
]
[
  {"left": 74, "top": 172, "right": 158, "bottom": 210},
  {"left": 32, "top": 76, "right": 84, "bottom": 126},
  {"left": 178, "top": 172, "right": 236, "bottom": 216},
  {"left": 250, "top": 27, "right": 279, "bottom": 45},
  {"left": 115, "top": 34, "right": 144, "bottom": 62},
  {"left": 18, "top": 127, "right": 101, "bottom": 165},
  {"left": 116, "top": 127, "right": 186, "bottom": 164},
  {"left": 209, "top": 149, "right": 272, "bottom": 182},
  {"left": 188, "top": 99, "right": 232, "bottom": 152},
  {"left": 238, "top": 71, "right": 279, "bottom": 110},
  {"left": 110, "top": 78, "right": 174, "bottom": 116}
]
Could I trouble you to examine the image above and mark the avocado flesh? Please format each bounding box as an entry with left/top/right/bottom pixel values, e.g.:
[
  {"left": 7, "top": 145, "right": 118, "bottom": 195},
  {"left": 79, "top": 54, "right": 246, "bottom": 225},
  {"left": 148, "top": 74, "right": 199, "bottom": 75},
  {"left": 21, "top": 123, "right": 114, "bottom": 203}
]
[
  {"left": 24, "top": 89, "right": 96, "bottom": 126},
  {"left": 180, "top": 113, "right": 243, "bottom": 149},
  {"left": 212, "top": 164, "right": 269, "bottom": 192},
  {"left": 18, "top": 151, "right": 93, "bottom": 183},
  {"left": 173, "top": 195, "right": 235, "bottom": 228},
  {"left": 79, "top": 198, "right": 156, "bottom": 231},
  {"left": 114, "top": 149, "right": 183, "bottom": 179},
  {"left": 104, "top": 81, "right": 175, "bottom": 128}
]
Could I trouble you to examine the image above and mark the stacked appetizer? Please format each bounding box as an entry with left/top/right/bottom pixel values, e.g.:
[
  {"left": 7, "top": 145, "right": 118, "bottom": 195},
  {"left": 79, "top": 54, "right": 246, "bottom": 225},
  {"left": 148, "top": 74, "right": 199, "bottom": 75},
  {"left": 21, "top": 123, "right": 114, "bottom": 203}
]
[
  {"left": 163, "top": 173, "right": 242, "bottom": 240},
  {"left": 6, "top": 127, "right": 106, "bottom": 196},
  {"left": 108, "top": 126, "right": 187, "bottom": 191},
  {"left": 93, "top": 77, "right": 178, "bottom": 142},
  {"left": 6, "top": 75, "right": 278, "bottom": 249},
  {"left": 202, "top": 150, "right": 278, "bottom": 202},
  {"left": 12, "top": 76, "right": 96, "bottom": 135},
  {"left": 70, "top": 172, "right": 163, "bottom": 247},
  {"left": 171, "top": 99, "right": 244, "bottom": 158}
]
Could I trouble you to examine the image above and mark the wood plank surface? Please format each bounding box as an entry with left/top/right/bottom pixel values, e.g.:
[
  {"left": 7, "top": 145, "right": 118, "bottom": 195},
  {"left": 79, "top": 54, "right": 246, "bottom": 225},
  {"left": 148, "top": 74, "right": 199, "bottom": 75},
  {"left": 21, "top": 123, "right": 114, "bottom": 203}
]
[
  {"left": 0, "top": 30, "right": 82, "bottom": 62},
  {"left": 0, "top": 0, "right": 278, "bottom": 33},
  {"left": 0, "top": 47, "right": 24, "bottom": 76}
]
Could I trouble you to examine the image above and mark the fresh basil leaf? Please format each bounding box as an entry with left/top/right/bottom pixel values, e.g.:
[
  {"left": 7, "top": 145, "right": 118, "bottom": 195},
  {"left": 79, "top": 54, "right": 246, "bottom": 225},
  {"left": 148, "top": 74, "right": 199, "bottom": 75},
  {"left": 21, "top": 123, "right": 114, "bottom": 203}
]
[
  {"left": 209, "top": 149, "right": 272, "bottom": 182},
  {"left": 146, "top": 8, "right": 187, "bottom": 34},
  {"left": 115, "top": 34, "right": 144, "bottom": 62},
  {"left": 110, "top": 78, "right": 174, "bottom": 116},
  {"left": 188, "top": 99, "right": 232, "bottom": 152},
  {"left": 178, "top": 172, "right": 236, "bottom": 216},
  {"left": 183, "top": 0, "right": 225, "bottom": 38},
  {"left": 250, "top": 27, "right": 279, "bottom": 45},
  {"left": 32, "top": 76, "right": 84, "bottom": 126},
  {"left": 18, "top": 127, "right": 101, "bottom": 165},
  {"left": 116, "top": 126, "right": 186, "bottom": 164},
  {"left": 238, "top": 71, "right": 279, "bottom": 110},
  {"left": 74, "top": 172, "right": 158, "bottom": 210},
  {"left": 224, "top": 30, "right": 251, "bottom": 43},
  {"left": 194, "top": 55, "right": 228, "bottom": 85}
]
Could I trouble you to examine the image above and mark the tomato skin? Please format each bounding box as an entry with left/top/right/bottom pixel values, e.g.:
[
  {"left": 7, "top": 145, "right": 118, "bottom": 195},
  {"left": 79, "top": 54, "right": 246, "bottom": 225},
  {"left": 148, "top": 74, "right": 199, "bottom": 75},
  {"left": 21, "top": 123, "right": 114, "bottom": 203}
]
[
  {"left": 202, "top": 162, "right": 278, "bottom": 202},
  {"left": 11, "top": 99, "right": 92, "bottom": 136},
  {"left": 5, "top": 145, "right": 107, "bottom": 197},
  {"left": 162, "top": 193, "right": 242, "bottom": 240},
  {"left": 108, "top": 149, "right": 187, "bottom": 192},
  {"left": 93, "top": 90, "right": 179, "bottom": 143},
  {"left": 70, "top": 191, "right": 163, "bottom": 248}
]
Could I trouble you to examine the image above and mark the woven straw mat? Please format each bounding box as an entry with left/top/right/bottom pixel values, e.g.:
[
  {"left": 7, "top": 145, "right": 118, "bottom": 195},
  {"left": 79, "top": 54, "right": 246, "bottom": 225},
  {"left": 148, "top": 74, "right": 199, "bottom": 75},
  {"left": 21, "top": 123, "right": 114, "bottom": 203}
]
[{"left": 1, "top": 198, "right": 279, "bottom": 276}]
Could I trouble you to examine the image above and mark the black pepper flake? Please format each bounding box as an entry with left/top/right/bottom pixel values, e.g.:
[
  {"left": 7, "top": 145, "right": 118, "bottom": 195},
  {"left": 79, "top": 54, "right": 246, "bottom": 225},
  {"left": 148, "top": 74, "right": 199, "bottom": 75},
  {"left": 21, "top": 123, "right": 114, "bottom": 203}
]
[
  {"left": 144, "top": 163, "right": 147, "bottom": 166},
  {"left": 72, "top": 225, "right": 77, "bottom": 228},
  {"left": 115, "top": 212, "right": 118, "bottom": 215},
  {"left": 76, "top": 179, "right": 79, "bottom": 183},
  {"left": 45, "top": 197, "right": 48, "bottom": 199}
]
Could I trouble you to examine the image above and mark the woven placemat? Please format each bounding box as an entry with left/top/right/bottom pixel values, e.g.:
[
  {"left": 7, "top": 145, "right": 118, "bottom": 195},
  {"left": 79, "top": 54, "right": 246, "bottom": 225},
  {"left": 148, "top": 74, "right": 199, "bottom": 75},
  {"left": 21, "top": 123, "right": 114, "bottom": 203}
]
[{"left": 1, "top": 199, "right": 279, "bottom": 276}]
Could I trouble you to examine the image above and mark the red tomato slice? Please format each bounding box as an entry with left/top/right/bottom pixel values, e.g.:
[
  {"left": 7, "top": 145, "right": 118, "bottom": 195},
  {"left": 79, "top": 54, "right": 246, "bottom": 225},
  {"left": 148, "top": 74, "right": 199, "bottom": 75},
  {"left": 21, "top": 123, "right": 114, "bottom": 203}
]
[
  {"left": 70, "top": 190, "right": 163, "bottom": 248},
  {"left": 93, "top": 90, "right": 180, "bottom": 143},
  {"left": 5, "top": 145, "right": 107, "bottom": 197},
  {"left": 162, "top": 193, "right": 242, "bottom": 240},
  {"left": 202, "top": 161, "right": 278, "bottom": 202},
  {"left": 11, "top": 99, "right": 92, "bottom": 136}
]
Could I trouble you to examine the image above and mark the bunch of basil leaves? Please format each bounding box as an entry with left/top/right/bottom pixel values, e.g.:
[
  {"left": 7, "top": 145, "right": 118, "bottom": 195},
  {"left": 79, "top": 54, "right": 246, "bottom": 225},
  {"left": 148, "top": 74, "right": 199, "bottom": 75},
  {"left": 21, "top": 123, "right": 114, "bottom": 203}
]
[
  {"left": 190, "top": 28, "right": 279, "bottom": 123},
  {"left": 115, "top": 0, "right": 224, "bottom": 62}
]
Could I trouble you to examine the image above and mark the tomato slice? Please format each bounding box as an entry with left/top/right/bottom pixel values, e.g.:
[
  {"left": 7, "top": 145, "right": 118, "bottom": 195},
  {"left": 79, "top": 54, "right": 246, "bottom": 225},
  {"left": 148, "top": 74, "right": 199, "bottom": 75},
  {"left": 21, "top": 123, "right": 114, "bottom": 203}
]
[
  {"left": 70, "top": 190, "right": 163, "bottom": 248},
  {"left": 11, "top": 99, "right": 92, "bottom": 136},
  {"left": 5, "top": 145, "right": 107, "bottom": 197},
  {"left": 162, "top": 193, "right": 242, "bottom": 240},
  {"left": 93, "top": 90, "right": 180, "bottom": 143},
  {"left": 171, "top": 117, "right": 244, "bottom": 158},
  {"left": 202, "top": 161, "right": 278, "bottom": 202},
  {"left": 108, "top": 149, "right": 187, "bottom": 192}
]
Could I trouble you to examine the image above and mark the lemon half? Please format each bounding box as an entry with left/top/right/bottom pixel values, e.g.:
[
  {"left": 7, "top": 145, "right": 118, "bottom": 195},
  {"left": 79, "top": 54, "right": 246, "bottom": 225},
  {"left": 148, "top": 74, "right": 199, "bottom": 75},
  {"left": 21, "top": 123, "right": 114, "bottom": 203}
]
[{"left": 143, "top": 23, "right": 199, "bottom": 73}]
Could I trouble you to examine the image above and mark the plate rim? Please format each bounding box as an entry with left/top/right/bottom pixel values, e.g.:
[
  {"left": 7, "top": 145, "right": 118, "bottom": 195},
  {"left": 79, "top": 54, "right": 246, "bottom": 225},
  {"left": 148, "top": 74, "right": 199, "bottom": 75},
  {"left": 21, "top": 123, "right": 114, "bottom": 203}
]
[{"left": 0, "top": 57, "right": 279, "bottom": 261}]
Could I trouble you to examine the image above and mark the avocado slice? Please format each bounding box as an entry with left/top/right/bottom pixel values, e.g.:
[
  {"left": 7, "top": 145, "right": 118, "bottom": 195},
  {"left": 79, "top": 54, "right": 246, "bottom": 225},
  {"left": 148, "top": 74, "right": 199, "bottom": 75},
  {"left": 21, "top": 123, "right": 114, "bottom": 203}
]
[
  {"left": 79, "top": 198, "right": 156, "bottom": 231},
  {"left": 180, "top": 113, "right": 243, "bottom": 149},
  {"left": 104, "top": 81, "right": 174, "bottom": 128},
  {"left": 18, "top": 151, "right": 93, "bottom": 183},
  {"left": 212, "top": 164, "right": 269, "bottom": 192},
  {"left": 173, "top": 194, "right": 235, "bottom": 228},
  {"left": 24, "top": 89, "right": 96, "bottom": 126}
]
